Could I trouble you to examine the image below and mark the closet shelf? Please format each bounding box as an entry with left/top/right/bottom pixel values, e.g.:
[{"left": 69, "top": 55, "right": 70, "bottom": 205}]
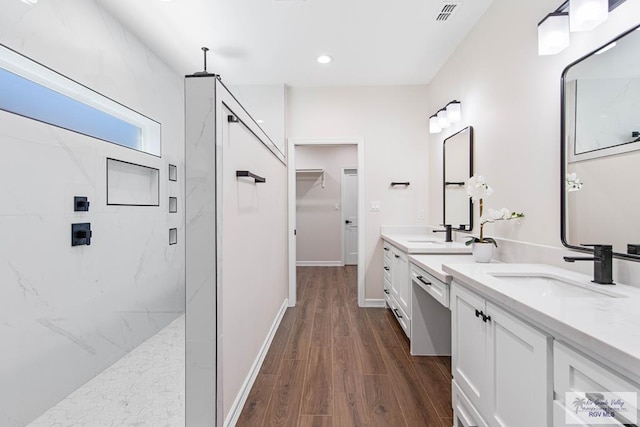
[{"left": 296, "top": 168, "right": 325, "bottom": 188}]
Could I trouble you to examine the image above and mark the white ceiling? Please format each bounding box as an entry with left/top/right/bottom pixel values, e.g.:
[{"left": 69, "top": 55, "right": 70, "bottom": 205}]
[{"left": 95, "top": 0, "right": 493, "bottom": 86}]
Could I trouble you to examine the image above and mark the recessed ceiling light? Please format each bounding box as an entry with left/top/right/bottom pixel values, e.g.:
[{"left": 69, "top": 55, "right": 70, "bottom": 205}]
[
  {"left": 20, "top": 0, "right": 37, "bottom": 4},
  {"left": 317, "top": 55, "right": 333, "bottom": 64}
]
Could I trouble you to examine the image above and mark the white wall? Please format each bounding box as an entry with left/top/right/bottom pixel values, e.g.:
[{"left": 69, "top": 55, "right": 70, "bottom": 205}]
[
  {"left": 427, "top": 0, "right": 640, "bottom": 253},
  {"left": 295, "top": 145, "right": 358, "bottom": 264},
  {"left": 287, "top": 86, "right": 429, "bottom": 299},
  {"left": 0, "top": 1, "right": 184, "bottom": 425}
]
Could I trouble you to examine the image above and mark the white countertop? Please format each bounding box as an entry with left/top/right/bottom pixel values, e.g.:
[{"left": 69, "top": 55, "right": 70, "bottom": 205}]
[
  {"left": 442, "top": 262, "right": 640, "bottom": 381},
  {"left": 409, "top": 254, "right": 475, "bottom": 283},
  {"left": 381, "top": 232, "right": 472, "bottom": 254}
]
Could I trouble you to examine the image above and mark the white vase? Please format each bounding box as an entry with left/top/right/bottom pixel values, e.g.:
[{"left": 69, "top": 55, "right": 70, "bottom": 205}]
[{"left": 473, "top": 242, "right": 494, "bottom": 263}]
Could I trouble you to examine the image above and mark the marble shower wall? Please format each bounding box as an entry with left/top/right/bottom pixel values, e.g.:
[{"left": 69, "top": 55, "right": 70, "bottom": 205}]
[{"left": 0, "top": 1, "right": 185, "bottom": 425}]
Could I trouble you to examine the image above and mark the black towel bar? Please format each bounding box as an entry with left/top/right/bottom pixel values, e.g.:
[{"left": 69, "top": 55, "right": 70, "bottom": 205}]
[{"left": 236, "top": 170, "right": 266, "bottom": 183}]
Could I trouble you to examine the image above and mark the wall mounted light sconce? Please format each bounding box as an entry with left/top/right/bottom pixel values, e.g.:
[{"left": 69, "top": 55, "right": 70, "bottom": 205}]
[
  {"left": 570, "top": 0, "right": 608, "bottom": 31},
  {"left": 538, "top": 12, "right": 570, "bottom": 55},
  {"left": 538, "top": 0, "right": 626, "bottom": 55},
  {"left": 429, "top": 100, "right": 461, "bottom": 134}
]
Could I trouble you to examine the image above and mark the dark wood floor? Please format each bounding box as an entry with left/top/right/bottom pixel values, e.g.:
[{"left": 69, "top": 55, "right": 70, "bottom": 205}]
[{"left": 236, "top": 266, "right": 453, "bottom": 427}]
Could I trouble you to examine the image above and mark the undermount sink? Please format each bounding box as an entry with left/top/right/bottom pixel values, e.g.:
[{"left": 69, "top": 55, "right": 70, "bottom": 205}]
[
  {"left": 489, "top": 272, "right": 626, "bottom": 298},
  {"left": 406, "top": 239, "right": 443, "bottom": 244}
]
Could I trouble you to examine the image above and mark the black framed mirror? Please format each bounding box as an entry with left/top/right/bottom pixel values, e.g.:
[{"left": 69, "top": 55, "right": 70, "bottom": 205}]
[
  {"left": 561, "top": 23, "right": 640, "bottom": 260},
  {"left": 443, "top": 126, "right": 473, "bottom": 231}
]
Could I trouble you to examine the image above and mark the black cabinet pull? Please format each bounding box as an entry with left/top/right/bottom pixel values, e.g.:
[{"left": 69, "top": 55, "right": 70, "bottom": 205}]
[
  {"left": 390, "top": 182, "right": 410, "bottom": 187},
  {"left": 383, "top": 247, "right": 390, "bottom": 251},
  {"left": 393, "top": 308, "right": 403, "bottom": 319},
  {"left": 416, "top": 276, "right": 431, "bottom": 286},
  {"left": 384, "top": 266, "right": 390, "bottom": 271},
  {"left": 475, "top": 309, "right": 491, "bottom": 322},
  {"left": 236, "top": 170, "right": 266, "bottom": 183},
  {"left": 384, "top": 289, "right": 390, "bottom": 294},
  {"left": 394, "top": 254, "right": 400, "bottom": 259}
]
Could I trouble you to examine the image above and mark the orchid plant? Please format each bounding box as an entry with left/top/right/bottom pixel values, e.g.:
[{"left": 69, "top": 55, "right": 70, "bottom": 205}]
[
  {"left": 566, "top": 172, "right": 583, "bottom": 192},
  {"left": 465, "top": 175, "right": 524, "bottom": 247}
]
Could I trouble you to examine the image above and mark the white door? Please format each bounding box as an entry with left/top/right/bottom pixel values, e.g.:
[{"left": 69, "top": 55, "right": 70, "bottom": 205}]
[{"left": 342, "top": 168, "right": 358, "bottom": 265}]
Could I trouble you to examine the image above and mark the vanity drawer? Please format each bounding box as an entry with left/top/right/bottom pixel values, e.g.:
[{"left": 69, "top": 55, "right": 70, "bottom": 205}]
[
  {"left": 554, "top": 341, "right": 639, "bottom": 424},
  {"left": 383, "top": 243, "right": 392, "bottom": 260},
  {"left": 383, "top": 277, "right": 392, "bottom": 298},
  {"left": 555, "top": 341, "right": 640, "bottom": 395},
  {"left": 383, "top": 258, "right": 391, "bottom": 282},
  {"left": 410, "top": 264, "right": 449, "bottom": 308},
  {"left": 387, "top": 294, "right": 410, "bottom": 338}
]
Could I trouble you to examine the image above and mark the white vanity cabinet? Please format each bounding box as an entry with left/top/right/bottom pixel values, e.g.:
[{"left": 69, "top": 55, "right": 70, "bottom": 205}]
[
  {"left": 451, "top": 282, "right": 552, "bottom": 427},
  {"left": 552, "top": 341, "right": 640, "bottom": 427},
  {"left": 382, "top": 242, "right": 410, "bottom": 337}
]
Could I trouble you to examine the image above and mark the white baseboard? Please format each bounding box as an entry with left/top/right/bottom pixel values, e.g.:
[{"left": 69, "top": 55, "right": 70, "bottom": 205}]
[
  {"left": 296, "top": 261, "right": 344, "bottom": 267},
  {"left": 364, "top": 298, "right": 386, "bottom": 308},
  {"left": 224, "top": 298, "right": 288, "bottom": 427}
]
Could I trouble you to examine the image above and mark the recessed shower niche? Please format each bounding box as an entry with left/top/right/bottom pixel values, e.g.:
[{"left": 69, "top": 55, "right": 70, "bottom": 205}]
[{"left": 106, "top": 158, "right": 160, "bottom": 206}]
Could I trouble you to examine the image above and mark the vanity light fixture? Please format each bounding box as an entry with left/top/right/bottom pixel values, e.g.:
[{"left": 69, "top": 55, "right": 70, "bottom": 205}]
[
  {"left": 429, "top": 100, "right": 462, "bottom": 134},
  {"left": 437, "top": 109, "right": 450, "bottom": 128},
  {"left": 537, "top": 0, "right": 628, "bottom": 55},
  {"left": 446, "top": 100, "right": 462, "bottom": 123},
  {"left": 538, "top": 12, "right": 570, "bottom": 55},
  {"left": 429, "top": 115, "right": 442, "bottom": 134},
  {"left": 317, "top": 55, "right": 333, "bottom": 64},
  {"left": 570, "top": 0, "right": 608, "bottom": 32}
]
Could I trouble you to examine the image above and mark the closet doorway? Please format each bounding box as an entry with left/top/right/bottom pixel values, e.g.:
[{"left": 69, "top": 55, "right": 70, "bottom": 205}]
[{"left": 287, "top": 138, "right": 365, "bottom": 307}]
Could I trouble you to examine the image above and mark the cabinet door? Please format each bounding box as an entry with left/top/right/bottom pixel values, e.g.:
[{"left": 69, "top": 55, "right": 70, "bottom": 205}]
[
  {"left": 451, "top": 282, "right": 488, "bottom": 411},
  {"left": 486, "top": 302, "right": 551, "bottom": 427},
  {"left": 396, "top": 251, "right": 410, "bottom": 317}
]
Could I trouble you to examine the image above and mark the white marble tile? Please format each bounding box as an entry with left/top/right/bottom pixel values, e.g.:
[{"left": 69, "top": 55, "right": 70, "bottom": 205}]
[
  {"left": 0, "top": 1, "right": 185, "bottom": 425},
  {"left": 28, "top": 315, "right": 185, "bottom": 427}
]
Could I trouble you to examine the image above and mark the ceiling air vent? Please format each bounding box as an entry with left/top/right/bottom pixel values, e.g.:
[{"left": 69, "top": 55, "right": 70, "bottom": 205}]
[{"left": 435, "top": 2, "right": 462, "bottom": 22}]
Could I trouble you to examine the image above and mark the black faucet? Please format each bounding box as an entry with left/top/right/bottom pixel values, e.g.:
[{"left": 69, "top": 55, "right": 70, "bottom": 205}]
[
  {"left": 563, "top": 244, "right": 614, "bottom": 285},
  {"left": 433, "top": 224, "right": 453, "bottom": 242}
]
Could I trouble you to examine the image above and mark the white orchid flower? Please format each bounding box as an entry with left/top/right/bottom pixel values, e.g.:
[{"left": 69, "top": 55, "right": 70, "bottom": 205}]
[
  {"left": 566, "top": 172, "right": 583, "bottom": 192},
  {"left": 467, "top": 175, "right": 494, "bottom": 201}
]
